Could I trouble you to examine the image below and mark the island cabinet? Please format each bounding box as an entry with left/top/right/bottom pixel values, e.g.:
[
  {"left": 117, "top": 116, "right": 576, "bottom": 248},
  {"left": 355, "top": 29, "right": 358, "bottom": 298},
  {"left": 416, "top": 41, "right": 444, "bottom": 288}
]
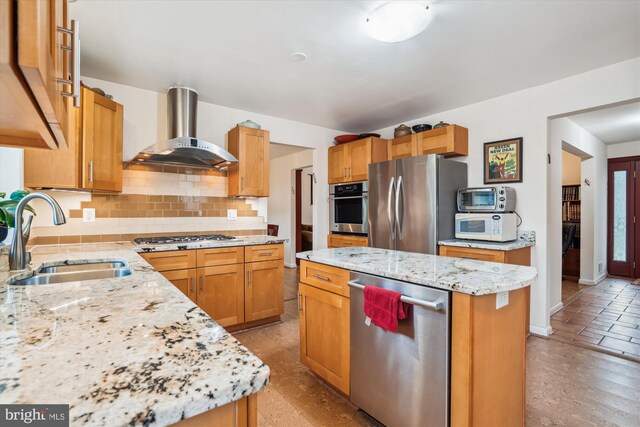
[
  {"left": 171, "top": 394, "right": 257, "bottom": 427},
  {"left": 0, "top": 0, "right": 76, "bottom": 150},
  {"left": 327, "top": 234, "right": 368, "bottom": 248},
  {"left": 140, "top": 244, "right": 284, "bottom": 331},
  {"left": 298, "top": 259, "right": 529, "bottom": 426},
  {"left": 227, "top": 126, "right": 270, "bottom": 197},
  {"left": 298, "top": 261, "right": 351, "bottom": 395},
  {"left": 24, "top": 87, "right": 124, "bottom": 192},
  {"left": 328, "top": 137, "right": 387, "bottom": 184}
]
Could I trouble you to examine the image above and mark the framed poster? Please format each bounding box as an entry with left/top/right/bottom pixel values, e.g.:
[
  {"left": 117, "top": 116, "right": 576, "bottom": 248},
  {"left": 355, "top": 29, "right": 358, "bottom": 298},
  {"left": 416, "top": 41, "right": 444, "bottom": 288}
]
[{"left": 484, "top": 137, "right": 523, "bottom": 184}]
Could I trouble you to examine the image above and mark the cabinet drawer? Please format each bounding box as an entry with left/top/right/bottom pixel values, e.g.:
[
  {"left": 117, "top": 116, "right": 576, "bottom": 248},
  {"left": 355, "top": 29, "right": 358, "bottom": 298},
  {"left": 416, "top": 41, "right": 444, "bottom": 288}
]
[
  {"left": 197, "top": 247, "right": 244, "bottom": 267},
  {"left": 327, "top": 234, "right": 368, "bottom": 248},
  {"left": 140, "top": 250, "right": 196, "bottom": 271},
  {"left": 245, "top": 244, "right": 284, "bottom": 262},
  {"left": 438, "top": 246, "right": 506, "bottom": 263},
  {"left": 300, "top": 260, "right": 350, "bottom": 297}
]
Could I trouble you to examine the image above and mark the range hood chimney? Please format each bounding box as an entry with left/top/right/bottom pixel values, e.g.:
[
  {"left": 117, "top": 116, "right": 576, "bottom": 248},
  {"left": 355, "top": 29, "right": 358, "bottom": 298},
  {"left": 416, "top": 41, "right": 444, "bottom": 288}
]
[{"left": 131, "top": 86, "right": 238, "bottom": 169}]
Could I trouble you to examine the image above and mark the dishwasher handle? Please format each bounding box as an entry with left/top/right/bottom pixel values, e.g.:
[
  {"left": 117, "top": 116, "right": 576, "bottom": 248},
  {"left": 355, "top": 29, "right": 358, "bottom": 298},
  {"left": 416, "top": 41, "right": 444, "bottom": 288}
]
[{"left": 348, "top": 279, "right": 445, "bottom": 311}]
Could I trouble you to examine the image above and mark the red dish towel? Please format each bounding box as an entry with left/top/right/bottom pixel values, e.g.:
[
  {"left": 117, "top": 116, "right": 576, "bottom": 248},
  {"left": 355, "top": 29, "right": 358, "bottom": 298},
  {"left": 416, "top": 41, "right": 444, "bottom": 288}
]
[{"left": 363, "top": 285, "right": 409, "bottom": 332}]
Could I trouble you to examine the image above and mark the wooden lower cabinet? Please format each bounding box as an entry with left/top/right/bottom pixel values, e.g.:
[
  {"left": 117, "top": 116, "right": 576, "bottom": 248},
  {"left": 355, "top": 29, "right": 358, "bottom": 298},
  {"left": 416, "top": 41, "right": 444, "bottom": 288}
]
[
  {"left": 197, "top": 264, "right": 245, "bottom": 327},
  {"left": 162, "top": 268, "right": 197, "bottom": 301},
  {"left": 438, "top": 245, "right": 531, "bottom": 266},
  {"left": 172, "top": 394, "right": 257, "bottom": 427},
  {"left": 327, "top": 234, "right": 368, "bottom": 249},
  {"left": 245, "top": 260, "right": 284, "bottom": 322},
  {"left": 299, "top": 283, "right": 350, "bottom": 395},
  {"left": 141, "top": 244, "right": 284, "bottom": 330}
]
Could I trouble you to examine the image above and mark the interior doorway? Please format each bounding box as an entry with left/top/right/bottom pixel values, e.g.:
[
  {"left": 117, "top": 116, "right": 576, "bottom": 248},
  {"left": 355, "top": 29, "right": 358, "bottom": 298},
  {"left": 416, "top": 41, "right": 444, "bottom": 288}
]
[
  {"left": 293, "top": 165, "right": 314, "bottom": 265},
  {"left": 607, "top": 156, "right": 640, "bottom": 278}
]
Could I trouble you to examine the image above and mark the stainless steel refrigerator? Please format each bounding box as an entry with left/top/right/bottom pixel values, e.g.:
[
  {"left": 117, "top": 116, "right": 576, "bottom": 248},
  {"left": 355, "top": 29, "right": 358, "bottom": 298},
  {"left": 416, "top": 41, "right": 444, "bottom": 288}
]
[{"left": 368, "top": 154, "right": 467, "bottom": 254}]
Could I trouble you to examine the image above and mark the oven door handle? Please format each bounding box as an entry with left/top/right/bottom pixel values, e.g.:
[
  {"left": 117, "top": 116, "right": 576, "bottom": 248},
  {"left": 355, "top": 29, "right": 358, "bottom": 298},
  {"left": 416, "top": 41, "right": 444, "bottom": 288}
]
[
  {"left": 348, "top": 280, "right": 444, "bottom": 311},
  {"left": 329, "top": 195, "right": 368, "bottom": 200}
]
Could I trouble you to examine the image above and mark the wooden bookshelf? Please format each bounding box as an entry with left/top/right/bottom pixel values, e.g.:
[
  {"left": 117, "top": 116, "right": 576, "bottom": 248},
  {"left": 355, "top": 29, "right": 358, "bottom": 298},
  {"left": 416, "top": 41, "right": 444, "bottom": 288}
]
[{"left": 562, "top": 185, "right": 581, "bottom": 277}]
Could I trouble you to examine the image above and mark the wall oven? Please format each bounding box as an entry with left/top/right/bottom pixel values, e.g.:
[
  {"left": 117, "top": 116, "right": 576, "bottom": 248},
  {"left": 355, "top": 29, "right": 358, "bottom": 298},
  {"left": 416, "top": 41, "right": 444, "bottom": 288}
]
[{"left": 330, "top": 181, "right": 368, "bottom": 235}]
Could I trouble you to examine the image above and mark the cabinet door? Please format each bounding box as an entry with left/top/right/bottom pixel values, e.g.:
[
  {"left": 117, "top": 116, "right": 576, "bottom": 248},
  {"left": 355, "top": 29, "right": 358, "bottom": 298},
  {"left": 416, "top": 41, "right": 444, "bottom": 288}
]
[
  {"left": 417, "top": 125, "right": 468, "bottom": 157},
  {"left": 245, "top": 260, "right": 284, "bottom": 322},
  {"left": 388, "top": 135, "right": 417, "bottom": 160},
  {"left": 328, "top": 145, "right": 347, "bottom": 184},
  {"left": 82, "top": 88, "right": 123, "bottom": 192},
  {"left": 197, "top": 265, "right": 245, "bottom": 327},
  {"left": 17, "top": 0, "right": 69, "bottom": 147},
  {"left": 228, "top": 127, "right": 270, "bottom": 197},
  {"left": 162, "top": 269, "right": 197, "bottom": 301},
  {"left": 299, "top": 283, "right": 350, "bottom": 395},
  {"left": 345, "top": 139, "right": 371, "bottom": 182}
]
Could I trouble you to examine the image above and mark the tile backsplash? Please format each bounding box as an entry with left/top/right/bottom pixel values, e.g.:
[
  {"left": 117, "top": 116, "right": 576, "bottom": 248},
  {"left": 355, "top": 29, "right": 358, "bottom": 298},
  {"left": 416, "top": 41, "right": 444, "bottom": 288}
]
[{"left": 26, "top": 167, "right": 266, "bottom": 244}]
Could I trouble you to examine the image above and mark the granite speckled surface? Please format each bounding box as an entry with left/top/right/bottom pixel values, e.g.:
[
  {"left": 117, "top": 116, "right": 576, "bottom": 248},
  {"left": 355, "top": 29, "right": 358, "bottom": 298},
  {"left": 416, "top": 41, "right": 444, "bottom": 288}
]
[
  {"left": 134, "top": 235, "right": 288, "bottom": 253},
  {"left": 438, "top": 229, "right": 536, "bottom": 251},
  {"left": 297, "top": 247, "right": 537, "bottom": 295},
  {"left": 0, "top": 243, "right": 270, "bottom": 426}
]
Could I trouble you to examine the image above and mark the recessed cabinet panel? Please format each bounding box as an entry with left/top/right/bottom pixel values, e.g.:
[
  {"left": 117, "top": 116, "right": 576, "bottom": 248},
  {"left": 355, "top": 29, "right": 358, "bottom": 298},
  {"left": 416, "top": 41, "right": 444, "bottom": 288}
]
[
  {"left": 245, "top": 260, "right": 284, "bottom": 321},
  {"left": 197, "top": 264, "right": 245, "bottom": 327},
  {"left": 228, "top": 126, "right": 270, "bottom": 197}
]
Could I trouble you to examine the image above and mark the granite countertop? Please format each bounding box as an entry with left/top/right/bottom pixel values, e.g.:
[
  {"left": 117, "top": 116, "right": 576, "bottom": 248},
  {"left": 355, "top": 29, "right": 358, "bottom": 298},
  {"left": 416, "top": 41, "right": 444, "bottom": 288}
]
[
  {"left": 297, "top": 247, "right": 537, "bottom": 296},
  {"left": 0, "top": 243, "right": 270, "bottom": 426},
  {"left": 437, "top": 238, "right": 535, "bottom": 251},
  {"left": 134, "top": 235, "right": 288, "bottom": 253}
]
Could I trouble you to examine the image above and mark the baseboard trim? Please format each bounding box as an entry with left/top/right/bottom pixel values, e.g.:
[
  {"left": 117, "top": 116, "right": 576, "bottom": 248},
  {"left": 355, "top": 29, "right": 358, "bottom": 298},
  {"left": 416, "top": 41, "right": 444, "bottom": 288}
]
[
  {"left": 284, "top": 262, "right": 297, "bottom": 269},
  {"left": 529, "top": 325, "right": 553, "bottom": 337},
  {"left": 578, "top": 273, "right": 607, "bottom": 286},
  {"left": 550, "top": 302, "right": 564, "bottom": 315}
]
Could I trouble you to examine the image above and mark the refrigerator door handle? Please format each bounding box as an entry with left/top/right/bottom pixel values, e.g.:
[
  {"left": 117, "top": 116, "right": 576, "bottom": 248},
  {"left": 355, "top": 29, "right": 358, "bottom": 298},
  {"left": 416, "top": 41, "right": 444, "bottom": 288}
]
[
  {"left": 387, "top": 176, "right": 396, "bottom": 241},
  {"left": 396, "top": 175, "right": 404, "bottom": 237}
]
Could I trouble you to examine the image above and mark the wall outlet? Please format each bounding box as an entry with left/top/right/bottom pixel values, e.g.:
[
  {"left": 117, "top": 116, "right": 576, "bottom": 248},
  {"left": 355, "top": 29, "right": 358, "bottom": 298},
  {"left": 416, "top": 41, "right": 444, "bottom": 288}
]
[
  {"left": 496, "top": 291, "right": 509, "bottom": 309},
  {"left": 82, "top": 208, "right": 96, "bottom": 223},
  {"left": 227, "top": 209, "right": 238, "bottom": 221}
]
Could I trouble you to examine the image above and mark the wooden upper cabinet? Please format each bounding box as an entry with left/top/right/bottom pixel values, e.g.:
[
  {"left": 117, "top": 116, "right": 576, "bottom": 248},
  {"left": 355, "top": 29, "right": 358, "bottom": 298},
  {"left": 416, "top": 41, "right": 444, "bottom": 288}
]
[
  {"left": 24, "top": 87, "right": 124, "bottom": 192},
  {"left": 0, "top": 0, "right": 74, "bottom": 149},
  {"left": 417, "top": 125, "right": 468, "bottom": 157},
  {"left": 227, "top": 126, "right": 270, "bottom": 197},
  {"left": 388, "top": 134, "right": 417, "bottom": 160},
  {"left": 328, "top": 137, "right": 387, "bottom": 184}
]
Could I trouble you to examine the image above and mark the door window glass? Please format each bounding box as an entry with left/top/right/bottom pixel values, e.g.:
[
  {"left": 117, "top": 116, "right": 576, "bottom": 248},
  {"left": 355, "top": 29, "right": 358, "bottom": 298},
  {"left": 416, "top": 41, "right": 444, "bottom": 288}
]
[{"left": 613, "top": 170, "right": 627, "bottom": 262}]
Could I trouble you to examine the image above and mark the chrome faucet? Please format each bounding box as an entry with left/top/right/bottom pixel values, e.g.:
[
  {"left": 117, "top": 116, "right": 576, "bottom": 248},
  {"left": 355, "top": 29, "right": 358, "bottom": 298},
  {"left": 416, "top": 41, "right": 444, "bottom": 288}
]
[{"left": 9, "top": 193, "right": 66, "bottom": 271}]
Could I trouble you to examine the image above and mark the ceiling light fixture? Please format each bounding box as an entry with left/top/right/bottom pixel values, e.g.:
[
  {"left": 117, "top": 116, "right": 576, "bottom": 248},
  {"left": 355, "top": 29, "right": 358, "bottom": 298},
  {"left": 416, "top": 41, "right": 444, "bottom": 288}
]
[
  {"left": 366, "top": 1, "right": 432, "bottom": 43},
  {"left": 289, "top": 52, "right": 308, "bottom": 63}
]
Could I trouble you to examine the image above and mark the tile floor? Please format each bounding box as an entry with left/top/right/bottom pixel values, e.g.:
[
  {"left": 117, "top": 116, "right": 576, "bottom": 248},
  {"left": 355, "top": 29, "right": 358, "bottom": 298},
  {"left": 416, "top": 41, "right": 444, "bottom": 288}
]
[
  {"left": 234, "top": 268, "right": 640, "bottom": 426},
  {"left": 551, "top": 276, "right": 640, "bottom": 361},
  {"left": 561, "top": 276, "right": 587, "bottom": 304}
]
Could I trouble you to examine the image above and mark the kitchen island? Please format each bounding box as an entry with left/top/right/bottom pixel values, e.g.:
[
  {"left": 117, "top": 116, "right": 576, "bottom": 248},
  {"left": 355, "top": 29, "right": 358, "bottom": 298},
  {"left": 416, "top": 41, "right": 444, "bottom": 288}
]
[
  {"left": 0, "top": 242, "right": 272, "bottom": 426},
  {"left": 297, "top": 247, "right": 538, "bottom": 427}
]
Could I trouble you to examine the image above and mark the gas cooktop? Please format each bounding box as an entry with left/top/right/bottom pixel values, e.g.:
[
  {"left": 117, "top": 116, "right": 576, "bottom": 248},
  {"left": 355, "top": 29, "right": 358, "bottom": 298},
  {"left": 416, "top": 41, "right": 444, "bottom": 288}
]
[{"left": 133, "top": 234, "right": 236, "bottom": 245}]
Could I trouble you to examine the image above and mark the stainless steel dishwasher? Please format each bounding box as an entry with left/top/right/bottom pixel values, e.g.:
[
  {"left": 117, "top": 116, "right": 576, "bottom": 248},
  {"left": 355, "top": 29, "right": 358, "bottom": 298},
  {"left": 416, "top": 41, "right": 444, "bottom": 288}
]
[{"left": 349, "top": 272, "right": 451, "bottom": 427}]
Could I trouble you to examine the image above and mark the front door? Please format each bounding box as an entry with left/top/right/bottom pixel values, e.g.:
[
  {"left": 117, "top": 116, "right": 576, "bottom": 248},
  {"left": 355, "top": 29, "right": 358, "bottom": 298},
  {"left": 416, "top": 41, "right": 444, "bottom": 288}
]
[{"left": 607, "top": 156, "right": 639, "bottom": 278}]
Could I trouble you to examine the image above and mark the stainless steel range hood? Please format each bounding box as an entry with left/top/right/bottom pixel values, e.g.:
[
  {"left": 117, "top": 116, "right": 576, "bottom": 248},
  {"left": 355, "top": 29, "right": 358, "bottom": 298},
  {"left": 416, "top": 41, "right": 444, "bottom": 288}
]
[{"left": 131, "top": 86, "right": 238, "bottom": 169}]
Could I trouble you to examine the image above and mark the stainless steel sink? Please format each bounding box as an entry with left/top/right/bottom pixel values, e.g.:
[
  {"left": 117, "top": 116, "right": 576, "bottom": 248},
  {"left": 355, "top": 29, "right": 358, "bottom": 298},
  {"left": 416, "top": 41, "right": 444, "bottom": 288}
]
[
  {"left": 7, "top": 259, "right": 132, "bottom": 286},
  {"left": 38, "top": 261, "right": 127, "bottom": 274}
]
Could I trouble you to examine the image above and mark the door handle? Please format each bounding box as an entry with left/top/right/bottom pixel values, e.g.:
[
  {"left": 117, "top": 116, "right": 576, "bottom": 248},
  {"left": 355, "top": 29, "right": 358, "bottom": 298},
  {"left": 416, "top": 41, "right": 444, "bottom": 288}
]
[
  {"left": 388, "top": 176, "right": 396, "bottom": 241},
  {"left": 56, "top": 20, "right": 80, "bottom": 107},
  {"left": 395, "top": 175, "right": 404, "bottom": 237}
]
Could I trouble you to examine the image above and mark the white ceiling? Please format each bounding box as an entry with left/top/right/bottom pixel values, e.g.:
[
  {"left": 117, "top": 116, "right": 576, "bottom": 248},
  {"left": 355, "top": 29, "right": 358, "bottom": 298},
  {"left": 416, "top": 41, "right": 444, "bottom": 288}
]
[
  {"left": 568, "top": 102, "right": 640, "bottom": 145},
  {"left": 70, "top": 1, "right": 640, "bottom": 132},
  {"left": 270, "top": 142, "right": 311, "bottom": 160}
]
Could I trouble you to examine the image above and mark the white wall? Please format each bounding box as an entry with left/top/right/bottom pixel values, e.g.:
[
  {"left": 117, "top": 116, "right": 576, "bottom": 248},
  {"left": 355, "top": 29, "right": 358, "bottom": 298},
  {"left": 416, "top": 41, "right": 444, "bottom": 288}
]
[
  {"left": 562, "top": 150, "right": 582, "bottom": 185},
  {"left": 301, "top": 166, "right": 314, "bottom": 225},
  {"left": 0, "top": 148, "right": 24, "bottom": 244},
  {"left": 607, "top": 140, "right": 640, "bottom": 158},
  {"left": 268, "top": 150, "right": 314, "bottom": 267},
  {"left": 549, "top": 119, "right": 608, "bottom": 316},
  {"left": 372, "top": 58, "right": 640, "bottom": 336}
]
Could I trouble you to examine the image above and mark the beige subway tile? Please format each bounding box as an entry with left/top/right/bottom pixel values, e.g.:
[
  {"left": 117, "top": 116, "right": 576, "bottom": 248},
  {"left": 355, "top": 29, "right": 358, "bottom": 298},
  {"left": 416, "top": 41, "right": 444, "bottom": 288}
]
[
  {"left": 80, "top": 235, "right": 101, "bottom": 243},
  {"left": 69, "top": 210, "right": 83, "bottom": 219},
  {"left": 59, "top": 235, "right": 81, "bottom": 244}
]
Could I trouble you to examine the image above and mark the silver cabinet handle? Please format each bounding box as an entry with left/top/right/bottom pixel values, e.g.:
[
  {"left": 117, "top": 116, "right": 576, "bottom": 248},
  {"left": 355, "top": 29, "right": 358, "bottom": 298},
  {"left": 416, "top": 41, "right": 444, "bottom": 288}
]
[
  {"left": 241, "top": 177, "right": 245, "bottom": 191},
  {"left": 348, "top": 280, "right": 444, "bottom": 311},
  {"left": 395, "top": 175, "right": 404, "bottom": 237},
  {"left": 190, "top": 276, "right": 195, "bottom": 295},
  {"left": 387, "top": 176, "right": 396, "bottom": 241},
  {"left": 344, "top": 167, "right": 347, "bottom": 178},
  {"left": 312, "top": 273, "right": 331, "bottom": 281},
  {"left": 259, "top": 252, "right": 272, "bottom": 256},
  {"left": 248, "top": 270, "right": 252, "bottom": 287},
  {"left": 298, "top": 293, "right": 302, "bottom": 313},
  {"left": 199, "top": 275, "right": 204, "bottom": 292},
  {"left": 56, "top": 20, "right": 80, "bottom": 107},
  {"left": 88, "top": 160, "right": 94, "bottom": 183}
]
